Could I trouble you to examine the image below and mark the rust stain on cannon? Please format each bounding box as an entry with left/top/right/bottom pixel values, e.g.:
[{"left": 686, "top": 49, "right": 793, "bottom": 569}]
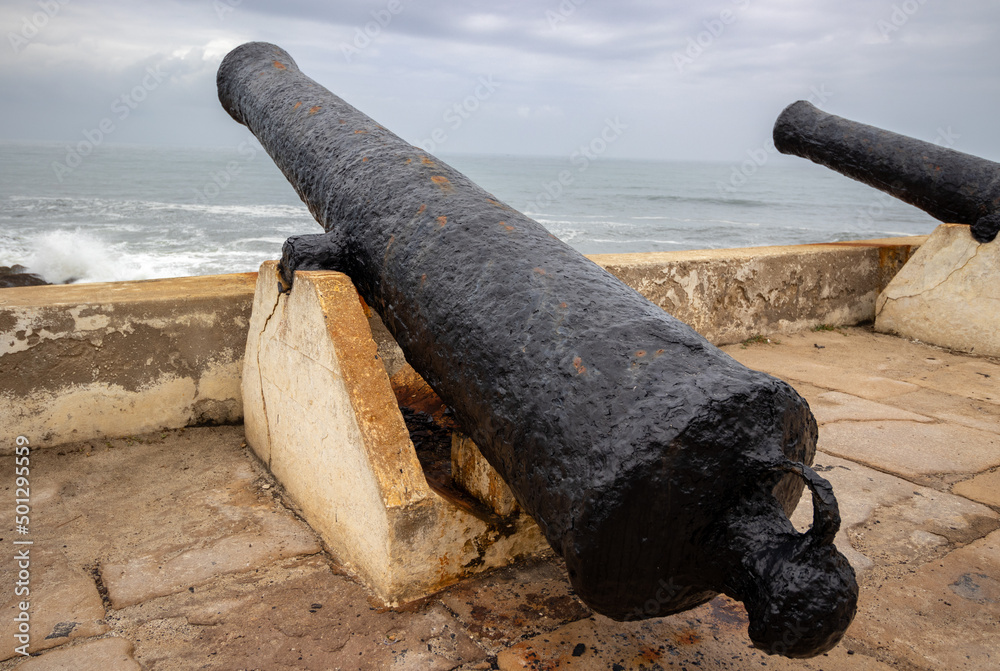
[
  {"left": 431, "top": 175, "right": 453, "bottom": 192},
  {"left": 218, "top": 42, "right": 857, "bottom": 659},
  {"left": 774, "top": 100, "right": 1000, "bottom": 243}
]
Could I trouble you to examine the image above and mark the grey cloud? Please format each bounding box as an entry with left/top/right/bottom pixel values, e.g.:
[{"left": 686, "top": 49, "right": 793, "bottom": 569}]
[{"left": 1, "top": 0, "right": 999, "bottom": 160}]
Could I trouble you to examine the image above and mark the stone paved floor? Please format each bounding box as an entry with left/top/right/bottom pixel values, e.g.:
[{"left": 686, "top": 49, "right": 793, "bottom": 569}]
[{"left": 1, "top": 326, "right": 997, "bottom": 670}]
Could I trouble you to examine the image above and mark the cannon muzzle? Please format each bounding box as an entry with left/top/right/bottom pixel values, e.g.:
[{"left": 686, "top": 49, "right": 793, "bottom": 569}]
[
  {"left": 218, "top": 42, "right": 857, "bottom": 657},
  {"left": 773, "top": 100, "right": 1000, "bottom": 243}
]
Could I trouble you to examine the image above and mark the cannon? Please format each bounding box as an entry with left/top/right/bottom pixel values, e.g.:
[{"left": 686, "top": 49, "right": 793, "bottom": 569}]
[
  {"left": 774, "top": 100, "right": 1000, "bottom": 243},
  {"left": 218, "top": 42, "right": 857, "bottom": 658}
]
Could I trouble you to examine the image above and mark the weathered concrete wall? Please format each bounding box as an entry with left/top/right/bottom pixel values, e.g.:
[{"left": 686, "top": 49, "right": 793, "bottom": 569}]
[
  {"left": 0, "top": 238, "right": 926, "bottom": 448},
  {"left": 877, "top": 224, "right": 999, "bottom": 357},
  {"left": 590, "top": 236, "right": 926, "bottom": 346},
  {"left": 0, "top": 274, "right": 256, "bottom": 450}
]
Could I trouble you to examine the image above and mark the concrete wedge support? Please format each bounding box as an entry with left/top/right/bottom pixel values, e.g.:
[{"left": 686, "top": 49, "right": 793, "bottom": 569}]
[
  {"left": 876, "top": 224, "right": 1000, "bottom": 358},
  {"left": 242, "top": 262, "right": 548, "bottom": 604}
]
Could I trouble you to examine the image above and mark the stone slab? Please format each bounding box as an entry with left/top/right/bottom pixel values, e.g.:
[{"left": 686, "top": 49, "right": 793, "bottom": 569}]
[
  {"left": 723, "top": 345, "right": 920, "bottom": 400},
  {"left": 883, "top": 387, "right": 1000, "bottom": 436},
  {"left": 819, "top": 421, "right": 1000, "bottom": 485},
  {"left": 0, "top": 273, "right": 256, "bottom": 449},
  {"left": 849, "top": 529, "right": 1000, "bottom": 670},
  {"left": 437, "top": 556, "right": 591, "bottom": 654},
  {"left": 724, "top": 324, "right": 1000, "bottom": 400},
  {"left": 0, "top": 548, "right": 107, "bottom": 660},
  {"left": 903, "top": 358, "right": 1000, "bottom": 407},
  {"left": 102, "top": 511, "right": 321, "bottom": 608},
  {"left": 111, "top": 555, "right": 486, "bottom": 671},
  {"left": 15, "top": 637, "right": 139, "bottom": 670},
  {"left": 953, "top": 469, "right": 1000, "bottom": 508},
  {"left": 386, "top": 365, "right": 522, "bottom": 519},
  {"left": 877, "top": 223, "right": 1000, "bottom": 357},
  {"left": 809, "top": 390, "right": 933, "bottom": 424},
  {"left": 0, "top": 426, "right": 322, "bottom": 619},
  {"left": 846, "top": 477, "right": 999, "bottom": 570},
  {"left": 242, "top": 262, "right": 547, "bottom": 605},
  {"left": 496, "top": 597, "right": 896, "bottom": 670},
  {"left": 786, "top": 453, "right": 998, "bottom": 579}
]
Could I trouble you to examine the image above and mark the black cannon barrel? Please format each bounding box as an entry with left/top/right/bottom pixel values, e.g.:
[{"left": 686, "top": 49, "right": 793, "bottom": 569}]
[
  {"left": 774, "top": 100, "right": 1000, "bottom": 243},
  {"left": 218, "top": 42, "right": 857, "bottom": 658}
]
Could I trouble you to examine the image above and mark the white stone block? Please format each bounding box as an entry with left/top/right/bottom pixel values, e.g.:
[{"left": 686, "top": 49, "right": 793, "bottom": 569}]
[
  {"left": 876, "top": 224, "right": 1000, "bottom": 357},
  {"left": 452, "top": 433, "right": 520, "bottom": 517},
  {"left": 242, "top": 262, "right": 548, "bottom": 604}
]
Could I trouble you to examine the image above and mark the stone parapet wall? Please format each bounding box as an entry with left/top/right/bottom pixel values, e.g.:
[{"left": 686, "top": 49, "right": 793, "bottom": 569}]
[
  {"left": 591, "top": 236, "right": 926, "bottom": 346},
  {"left": 0, "top": 237, "right": 926, "bottom": 447},
  {"left": 0, "top": 274, "right": 257, "bottom": 450}
]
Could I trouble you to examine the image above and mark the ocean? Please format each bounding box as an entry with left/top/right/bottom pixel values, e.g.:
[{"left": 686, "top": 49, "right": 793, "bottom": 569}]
[{"left": 0, "top": 140, "right": 939, "bottom": 284}]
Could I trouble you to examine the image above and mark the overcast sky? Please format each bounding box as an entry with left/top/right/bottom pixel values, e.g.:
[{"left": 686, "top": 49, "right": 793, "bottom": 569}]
[{"left": 2, "top": 0, "right": 999, "bottom": 161}]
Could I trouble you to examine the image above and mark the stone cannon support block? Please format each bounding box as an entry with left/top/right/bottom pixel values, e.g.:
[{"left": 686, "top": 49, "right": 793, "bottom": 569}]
[
  {"left": 0, "top": 274, "right": 256, "bottom": 449},
  {"left": 452, "top": 433, "right": 520, "bottom": 517},
  {"left": 876, "top": 224, "right": 1000, "bottom": 357},
  {"left": 590, "top": 236, "right": 924, "bottom": 346},
  {"left": 242, "top": 262, "right": 547, "bottom": 605}
]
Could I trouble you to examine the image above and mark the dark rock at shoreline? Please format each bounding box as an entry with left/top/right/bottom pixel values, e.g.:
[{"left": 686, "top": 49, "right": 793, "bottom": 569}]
[{"left": 0, "top": 265, "right": 50, "bottom": 288}]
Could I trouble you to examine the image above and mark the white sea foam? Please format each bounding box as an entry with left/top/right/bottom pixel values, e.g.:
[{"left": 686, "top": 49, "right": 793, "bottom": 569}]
[
  {"left": 590, "top": 238, "right": 683, "bottom": 246},
  {"left": 23, "top": 230, "right": 182, "bottom": 283}
]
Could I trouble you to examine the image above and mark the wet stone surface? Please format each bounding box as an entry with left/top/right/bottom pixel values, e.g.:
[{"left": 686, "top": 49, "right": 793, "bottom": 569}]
[{"left": 0, "top": 327, "right": 997, "bottom": 669}]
